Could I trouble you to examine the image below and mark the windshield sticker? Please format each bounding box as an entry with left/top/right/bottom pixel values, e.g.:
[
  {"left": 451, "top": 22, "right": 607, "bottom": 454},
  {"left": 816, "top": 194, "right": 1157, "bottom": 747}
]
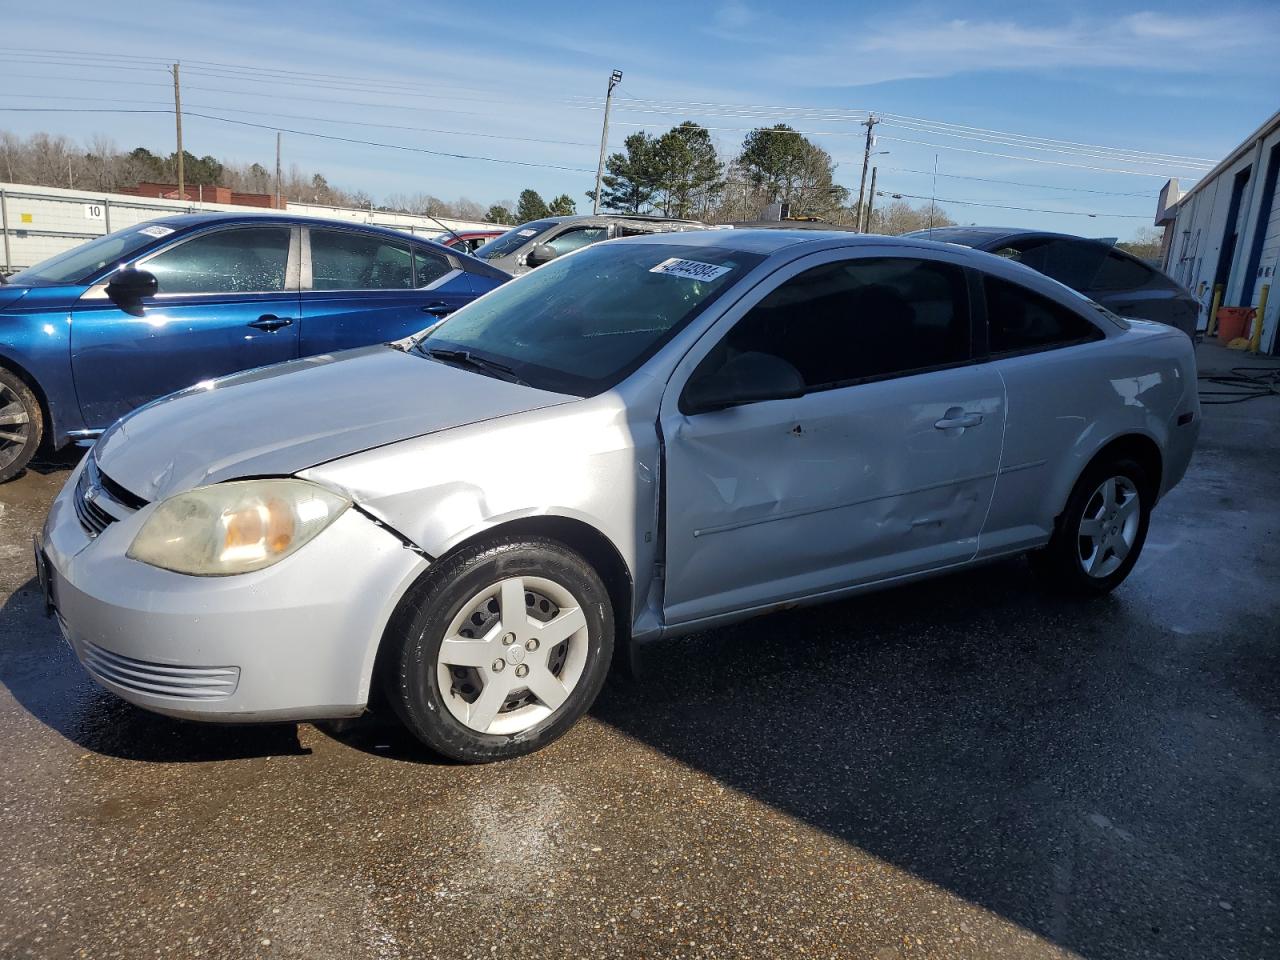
[
  {"left": 649, "top": 257, "right": 732, "bottom": 282},
  {"left": 517, "top": 228, "right": 538, "bottom": 237},
  {"left": 137, "top": 225, "right": 175, "bottom": 239}
]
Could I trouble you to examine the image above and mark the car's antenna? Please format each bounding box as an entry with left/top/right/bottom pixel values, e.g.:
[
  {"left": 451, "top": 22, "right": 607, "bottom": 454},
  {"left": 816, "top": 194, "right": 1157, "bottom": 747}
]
[{"left": 418, "top": 209, "right": 466, "bottom": 248}]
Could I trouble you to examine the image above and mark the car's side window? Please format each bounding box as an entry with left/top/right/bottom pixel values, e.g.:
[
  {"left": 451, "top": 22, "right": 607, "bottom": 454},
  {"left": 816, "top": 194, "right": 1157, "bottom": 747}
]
[
  {"left": 693, "top": 256, "right": 971, "bottom": 399},
  {"left": 145, "top": 227, "right": 291, "bottom": 295},
  {"left": 413, "top": 246, "right": 453, "bottom": 287},
  {"left": 546, "top": 226, "right": 608, "bottom": 256},
  {"left": 993, "top": 238, "right": 1108, "bottom": 290},
  {"left": 310, "top": 230, "right": 412, "bottom": 291},
  {"left": 984, "top": 275, "right": 1104, "bottom": 355},
  {"left": 1090, "top": 250, "right": 1155, "bottom": 292}
]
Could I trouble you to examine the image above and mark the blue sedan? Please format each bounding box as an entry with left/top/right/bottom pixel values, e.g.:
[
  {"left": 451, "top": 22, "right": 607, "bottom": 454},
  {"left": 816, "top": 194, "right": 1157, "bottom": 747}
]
[{"left": 0, "top": 213, "right": 509, "bottom": 481}]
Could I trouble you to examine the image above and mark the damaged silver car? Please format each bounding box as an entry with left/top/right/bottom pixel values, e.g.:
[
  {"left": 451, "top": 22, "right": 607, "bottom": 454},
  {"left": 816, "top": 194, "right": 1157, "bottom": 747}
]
[{"left": 38, "top": 230, "right": 1200, "bottom": 762}]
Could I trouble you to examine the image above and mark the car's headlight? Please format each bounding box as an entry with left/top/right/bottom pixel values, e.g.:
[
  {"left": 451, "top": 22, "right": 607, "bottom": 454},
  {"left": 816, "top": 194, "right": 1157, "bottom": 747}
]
[{"left": 127, "top": 479, "right": 350, "bottom": 576}]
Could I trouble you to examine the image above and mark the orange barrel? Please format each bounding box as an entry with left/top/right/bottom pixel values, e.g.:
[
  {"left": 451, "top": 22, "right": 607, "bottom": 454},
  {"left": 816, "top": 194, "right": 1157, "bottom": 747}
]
[{"left": 1216, "top": 307, "right": 1255, "bottom": 343}]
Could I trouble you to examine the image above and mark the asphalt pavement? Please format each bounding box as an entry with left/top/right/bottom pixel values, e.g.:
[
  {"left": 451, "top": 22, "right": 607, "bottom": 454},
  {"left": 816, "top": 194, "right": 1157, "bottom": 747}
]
[{"left": 0, "top": 347, "right": 1277, "bottom": 959}]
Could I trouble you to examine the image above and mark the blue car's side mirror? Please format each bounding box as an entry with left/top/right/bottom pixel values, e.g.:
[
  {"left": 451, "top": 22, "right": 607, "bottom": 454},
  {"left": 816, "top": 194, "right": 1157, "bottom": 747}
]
[{"left": 105, "top": 268, "right": 158, "bottom": 303}]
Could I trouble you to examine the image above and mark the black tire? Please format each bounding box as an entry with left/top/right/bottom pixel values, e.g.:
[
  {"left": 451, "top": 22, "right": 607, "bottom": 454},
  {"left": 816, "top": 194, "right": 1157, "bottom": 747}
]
[
  {"left": 0, "top": 368, "right": 43, "bottom": 484},
  {"left": 381, "top": 536, "right": 614, "bottom": 763},
  {"left": 1030, "top": 456, "right": 1152, "bottom": 596}
]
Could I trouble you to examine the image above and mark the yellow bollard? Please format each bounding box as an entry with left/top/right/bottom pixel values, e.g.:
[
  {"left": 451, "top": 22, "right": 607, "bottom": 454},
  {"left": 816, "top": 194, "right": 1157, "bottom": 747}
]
[
  {"left": 1249, "top": 284, "right": 1269, "bottom": 354},
  {"left": 1207, "top": 283, "right": 1224, "bottom": 339}
]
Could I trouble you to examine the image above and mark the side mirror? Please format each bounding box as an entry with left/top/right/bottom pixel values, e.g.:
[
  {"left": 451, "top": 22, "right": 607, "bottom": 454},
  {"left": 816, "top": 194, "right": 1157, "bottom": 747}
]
[
  {"left": 524, "top": 244, "right": 558, "bottom": 268},
  {"left": 105, "top": 268, "right": 158, "bottom": 303},
  {"left": 683, "top": 351, "right": 805, "bottom": 414}
]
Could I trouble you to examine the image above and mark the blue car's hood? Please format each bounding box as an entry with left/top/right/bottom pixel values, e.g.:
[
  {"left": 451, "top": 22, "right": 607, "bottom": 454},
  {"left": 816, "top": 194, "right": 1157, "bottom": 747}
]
[
  {"left": 0, "top": 284, "right": 33, "bottom": 312},
  {"left": 94, "top": 345, "right": 575, "bottom": 503}
]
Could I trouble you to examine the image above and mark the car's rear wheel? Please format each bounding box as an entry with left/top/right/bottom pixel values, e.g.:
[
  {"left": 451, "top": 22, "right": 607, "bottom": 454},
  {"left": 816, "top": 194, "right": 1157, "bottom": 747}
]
[
  {"left": 0, "top": 369, "right": 42, "bottom": 484},
  {"left": 1030, "top": 456, "right": 1151, "bottom": 596},
  {"left": 382, "top": 537, "right": 613, "bottom": 763}
]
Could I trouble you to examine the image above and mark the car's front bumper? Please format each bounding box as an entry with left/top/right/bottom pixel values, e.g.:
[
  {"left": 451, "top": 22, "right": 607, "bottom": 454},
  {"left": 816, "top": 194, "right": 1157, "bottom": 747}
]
[{"left": 40, "top": 458, "right": 429, "bottom": 722}]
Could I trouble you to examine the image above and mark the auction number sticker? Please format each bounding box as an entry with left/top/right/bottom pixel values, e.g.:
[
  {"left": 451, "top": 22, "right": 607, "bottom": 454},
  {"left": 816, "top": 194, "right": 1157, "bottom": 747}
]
[
  {"left": 649, "top": 257, "right": 732, "bottom": 282},
  {"left": 517, "top": 228, "right": 538, "bottom": 237},
  {"left": 137, "top": 225, "right": 175, "bottom": 238}
]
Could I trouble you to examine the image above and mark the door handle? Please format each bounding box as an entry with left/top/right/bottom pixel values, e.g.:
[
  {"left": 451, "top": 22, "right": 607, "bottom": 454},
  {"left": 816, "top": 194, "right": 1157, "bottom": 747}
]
[
  {"left": 935, "top": 411, "right": 984, "bottom": 430},
  {"left": 421, "top": 301, "right": 457, "bottom": 317},
  {"left": 249, "top": 315, "right": 294, "bottom": 332}
]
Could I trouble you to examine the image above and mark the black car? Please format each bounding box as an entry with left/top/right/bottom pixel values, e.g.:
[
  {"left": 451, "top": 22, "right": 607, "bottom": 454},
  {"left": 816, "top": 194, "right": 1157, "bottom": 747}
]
[{"left": 905, "top": 227, "right": 1197, "bottom": 337}]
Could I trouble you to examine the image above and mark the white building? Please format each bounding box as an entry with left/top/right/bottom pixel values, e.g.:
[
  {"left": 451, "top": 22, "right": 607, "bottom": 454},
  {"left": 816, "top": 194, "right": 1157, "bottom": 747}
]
[{"left": 1156, "top": 109, "right": 1280, "bottom": 353}]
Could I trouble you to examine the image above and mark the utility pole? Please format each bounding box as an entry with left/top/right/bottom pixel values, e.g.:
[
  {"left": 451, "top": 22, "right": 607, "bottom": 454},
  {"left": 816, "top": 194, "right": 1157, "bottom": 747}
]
[
  {"left": 863, "top": 166, "right": 878, "bottom": 233},
  {"left": 171, "top": 63, "right": 184, "bottom": 202},
  {"left": 592, "top": 69, "right": 623, "bottom": 215},
  {"left": 275, "top": 132, "right": 282, "bottom": 209},
  {"left": 854, "top": 115, "right": 878, "bottom": 233}
]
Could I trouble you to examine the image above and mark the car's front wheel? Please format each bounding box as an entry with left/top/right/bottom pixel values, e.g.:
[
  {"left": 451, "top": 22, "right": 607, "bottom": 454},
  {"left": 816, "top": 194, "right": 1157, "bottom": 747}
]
[
  {"left": 382, "top": 537, "right": 613, "bottom": 763},
  {"left": 1030, "top": 456, "right": 1152, "bottom": 595},
  {"left": 0, "top": 368, "right": 43, "bottom": 484}
]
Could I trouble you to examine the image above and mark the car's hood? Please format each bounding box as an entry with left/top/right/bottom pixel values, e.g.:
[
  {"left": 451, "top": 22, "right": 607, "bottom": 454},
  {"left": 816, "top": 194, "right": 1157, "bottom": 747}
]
[
  {"left": 0, "top": 284, "right": 33, "bottom": 312},
  {"left": 93, "top": 345, "right": 575, "bottom": 503}
]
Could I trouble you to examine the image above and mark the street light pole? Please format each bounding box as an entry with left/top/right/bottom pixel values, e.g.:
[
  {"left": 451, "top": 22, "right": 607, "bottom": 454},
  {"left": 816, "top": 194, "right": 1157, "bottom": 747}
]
[{"left": 593, "top": 69, "right": 623, "bottom": 215}]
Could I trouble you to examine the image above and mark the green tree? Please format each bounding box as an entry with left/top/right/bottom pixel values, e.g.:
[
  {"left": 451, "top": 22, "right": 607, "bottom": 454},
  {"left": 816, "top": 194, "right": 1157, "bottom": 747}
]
[
  {"left": 516, "top": 189, "right": 549, "bottom": 222},
  {"left": 737, "top": 124, "right": 847, "bottom": 217},
  {"left": 589, "top": 132, "right": 660, "bottom": 214},
  {"left": 486, "top": 204, "right": 515, "bottom": 224},
  {"left": 652, "top": 122, "right": 723, "bottom": 219},
  {"left": 165, "top": 150, "right": 223, "bottom": 185},
  {"left": 547, "top": 193, "right": 577, "bottom": 216},
  {"left": 127, "top": 147, "right": 166, "bottom": 180}
]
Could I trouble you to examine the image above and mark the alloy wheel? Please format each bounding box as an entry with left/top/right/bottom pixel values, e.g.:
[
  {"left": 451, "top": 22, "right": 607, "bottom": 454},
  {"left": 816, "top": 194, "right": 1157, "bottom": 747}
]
[
  {"left": 0, "top": 381, "right": 34, "bottom": 474},
  {"left": 1077, "top": 476, "right": 1141, "bottom": 579},
  {"left": 436, "top": 575, "right": 589, "bottom": 735}
]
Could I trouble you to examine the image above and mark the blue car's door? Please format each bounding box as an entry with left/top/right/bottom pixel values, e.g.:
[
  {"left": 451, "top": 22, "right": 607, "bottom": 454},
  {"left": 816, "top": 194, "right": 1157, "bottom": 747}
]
[
  {"left": 70, "top": 224, "right": 301, "bottom": 428},
  {"left": 299, "top": 227, "right": 478, "bottom": 354}
]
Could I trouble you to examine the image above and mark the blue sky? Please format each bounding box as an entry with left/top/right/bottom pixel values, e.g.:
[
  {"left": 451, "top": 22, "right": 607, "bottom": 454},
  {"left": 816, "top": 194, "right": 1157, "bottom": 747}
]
[{"left": 3, "top": 0, "right": 1278, "bottom": 239}]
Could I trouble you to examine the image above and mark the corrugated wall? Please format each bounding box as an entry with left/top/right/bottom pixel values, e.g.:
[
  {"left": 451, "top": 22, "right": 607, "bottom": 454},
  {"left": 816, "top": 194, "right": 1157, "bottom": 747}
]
[{"left": 1165, "top": 121, "right": 1280, "bottom": 352}]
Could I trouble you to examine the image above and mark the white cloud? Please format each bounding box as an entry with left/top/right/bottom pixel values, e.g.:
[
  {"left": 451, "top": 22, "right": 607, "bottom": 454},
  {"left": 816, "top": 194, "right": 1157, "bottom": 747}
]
[{"left": 762, "top": 9, "right": 1280, "bottom": 87}]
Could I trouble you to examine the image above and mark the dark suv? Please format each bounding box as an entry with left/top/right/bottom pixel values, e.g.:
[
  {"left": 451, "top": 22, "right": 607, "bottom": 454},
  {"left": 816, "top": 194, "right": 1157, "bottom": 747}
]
[
  {"left": 907, "top": 227, "right": 1197, "bottom": 337},
  {"left": 473, "top": 214, "right": 708, "bottom": 275}
]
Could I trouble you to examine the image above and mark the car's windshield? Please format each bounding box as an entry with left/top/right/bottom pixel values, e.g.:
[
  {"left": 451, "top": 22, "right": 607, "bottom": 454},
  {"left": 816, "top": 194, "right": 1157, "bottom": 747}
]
[
  {"left": 421, "top": 241, "right": 763, "bottom": 395},
  {"left": 473, "top": 219, "right": 559, "bottom": 260},
  {"left": 6, "top": 223, "right": 177, "bottom": 286}
]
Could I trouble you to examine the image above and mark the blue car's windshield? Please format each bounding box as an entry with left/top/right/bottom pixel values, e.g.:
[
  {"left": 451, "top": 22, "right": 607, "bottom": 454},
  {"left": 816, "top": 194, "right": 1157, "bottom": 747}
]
[
  {"left": 6, "top": 224, "right": 174, "bottom": 286},
  {"left": 473, "top": 219, "right": 558, "bottom": 260},
  {"left": 421, "top": 242, "right": 762, "bottom": 396}
]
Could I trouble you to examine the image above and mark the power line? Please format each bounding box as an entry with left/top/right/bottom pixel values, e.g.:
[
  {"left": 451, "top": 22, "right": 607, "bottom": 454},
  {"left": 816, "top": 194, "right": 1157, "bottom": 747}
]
[
  {"left": 881, "top": 167, "right": 1162, "bottom": 196},
  {"left": 616, "top": 95, "right": 1212, "bottom": 165},
  {"left": 874, "top": 133, "right": 1183, "bottom": 178},
  {"left": 879, "top": 190, "right": 1151, "bottom": 219},
  {"left": 0, "top": 94, "right": 596, "bottom": 148},
  {"left": 0, "top": 107, "right": 597, "bottom": 173}
]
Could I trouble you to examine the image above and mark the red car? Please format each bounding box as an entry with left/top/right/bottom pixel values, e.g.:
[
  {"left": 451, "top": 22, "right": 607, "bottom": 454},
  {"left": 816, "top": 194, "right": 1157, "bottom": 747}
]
[{"left": 438, "top": 230, "right": 504, "bottom": 255}]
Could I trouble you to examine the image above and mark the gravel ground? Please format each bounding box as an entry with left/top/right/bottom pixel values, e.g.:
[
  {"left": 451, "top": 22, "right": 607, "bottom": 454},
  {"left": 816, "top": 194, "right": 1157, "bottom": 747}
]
[{"left": 0, "top": 352, "right": 1276, "bottom": 959}]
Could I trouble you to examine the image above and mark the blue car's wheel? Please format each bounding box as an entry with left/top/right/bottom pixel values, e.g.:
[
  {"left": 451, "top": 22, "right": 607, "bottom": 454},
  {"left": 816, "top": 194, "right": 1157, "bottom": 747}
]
[{"left": 0, "top": 369, "right": 42, "bottom": 483}]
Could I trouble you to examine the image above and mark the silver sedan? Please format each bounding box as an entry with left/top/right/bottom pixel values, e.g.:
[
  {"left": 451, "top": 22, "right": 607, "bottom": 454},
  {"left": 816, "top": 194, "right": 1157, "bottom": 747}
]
[{"left": 39, "top": 230, "right": 1200, "bottom": 762}]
